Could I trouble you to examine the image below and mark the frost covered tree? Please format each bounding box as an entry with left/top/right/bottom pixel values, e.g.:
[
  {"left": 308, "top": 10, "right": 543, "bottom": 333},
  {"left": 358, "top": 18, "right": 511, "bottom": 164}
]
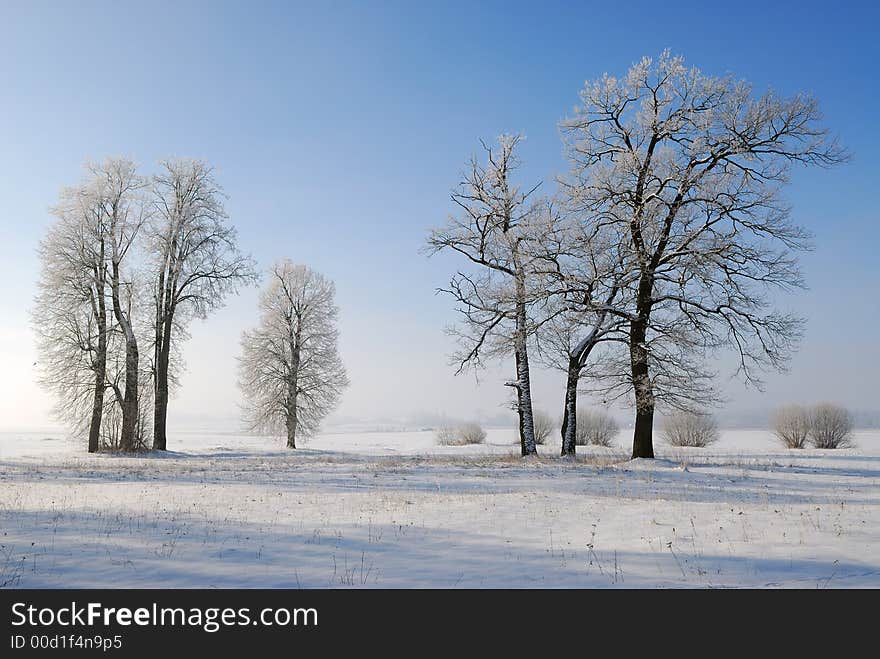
[
  {"left": 426, "top": 135, "right": 549, "bottom": 456},
  {"left": 148, "top": 159, "right": 257, "bottom": 451},
  {"left": 33, "top": 158, "right": 148, "bottom": 452},
  {"left": 238, "top": 260, "right": 348, "bottom": 448},
  {"left": 33, "top": 186, "right": 110, "bottom": 452},
  {"left": 560, "top": 51, "right": 847, "bottom": 458},
  {"left": 93, "top": 158, "right": 149, "bottom": 452}
]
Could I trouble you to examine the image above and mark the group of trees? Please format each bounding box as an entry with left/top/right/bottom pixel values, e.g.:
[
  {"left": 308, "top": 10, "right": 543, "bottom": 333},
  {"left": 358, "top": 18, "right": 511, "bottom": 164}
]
[
  {"left": 34, "top": 159, "right": 346, "bottom": 452},
  {"left": 428, "top": 52, "right": 846, "bottom": 459},
  {"left": 33, "top": 53, "right": 846, "bottom": 459},
  {"left": 33, "top": 158, "right": 254, "bottom": 452}
]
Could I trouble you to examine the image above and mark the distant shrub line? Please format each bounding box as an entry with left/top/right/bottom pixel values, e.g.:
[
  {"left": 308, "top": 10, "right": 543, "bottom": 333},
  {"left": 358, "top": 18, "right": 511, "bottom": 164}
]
[{"left": 434, "top": 402, "right": 856, "bottom": 451}]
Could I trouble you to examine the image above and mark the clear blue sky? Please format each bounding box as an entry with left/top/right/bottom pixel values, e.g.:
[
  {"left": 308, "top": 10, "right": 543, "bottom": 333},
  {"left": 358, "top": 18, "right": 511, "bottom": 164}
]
[{"left": 1, "top": 0, "right": 878, "bottom": 431}]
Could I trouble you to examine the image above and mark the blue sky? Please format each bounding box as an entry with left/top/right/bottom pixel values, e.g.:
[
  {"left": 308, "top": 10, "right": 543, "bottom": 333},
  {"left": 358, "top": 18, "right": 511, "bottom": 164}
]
[{"left": 1, "top": 0, "right": 878, "bottom": 431}]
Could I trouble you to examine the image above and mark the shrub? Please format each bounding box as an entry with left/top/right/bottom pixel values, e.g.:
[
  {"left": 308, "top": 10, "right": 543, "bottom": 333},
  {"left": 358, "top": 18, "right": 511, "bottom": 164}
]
[
  {"left": 436, "top": 422, "right": 486, "bottom": 446},
  {"left": 661, "top": 411, "right": 720, "bottom": 448},
  {"left": 808, "top": 403, "right": 854, "bottom": 449},
  {"left": 772, "top": 404, "right": 811, "bottom": 449},
  {"left": 575, "top": 409, "right": 619, "bottom": 447},
  {"left": 435, "top": 425, "right": 457, "bottom": 445},
  {"left": 532, "top": 410, "right": 555, "bottom": 445}
]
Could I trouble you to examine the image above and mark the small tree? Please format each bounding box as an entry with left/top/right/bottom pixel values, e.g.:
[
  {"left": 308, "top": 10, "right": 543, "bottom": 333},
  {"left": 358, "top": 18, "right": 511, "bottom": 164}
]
[
  {"left": 661, "top": 411, "right": 720, "bottom": 448},
  {"left": 238, "top": 260, "right": 348, "bottom": 448},
  {"left": 772, "top": 404, "right": 811, "bottom": 449},
  {"left": 808, "top": 403, "right": 854, "bottom": 449},
  {"left": 575, "top": 409, "right": 619, "bottom": 447},
  {"left": 529, "top": 410, "right": 555, "bottom": 445}
]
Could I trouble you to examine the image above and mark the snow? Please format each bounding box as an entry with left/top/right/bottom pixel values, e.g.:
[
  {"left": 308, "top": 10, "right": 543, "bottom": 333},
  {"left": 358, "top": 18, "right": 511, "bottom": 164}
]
[{"left": 1, "top": 428, "right": 878, "bottom": 588}]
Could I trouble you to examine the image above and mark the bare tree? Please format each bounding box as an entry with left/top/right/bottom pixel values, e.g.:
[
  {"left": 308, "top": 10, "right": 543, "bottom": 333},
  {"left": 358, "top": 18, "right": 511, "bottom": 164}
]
[
  {"left": 148, "top": 159, "right": 257, "bottom": 450},
  {"left": 809, "top": 403, "right": 854, "bottom": 449},
  {"left": 91, "top": 158, "right": 149, "bottom": 452},
  {"left": 561, "top": 51, "right": 847, "bottom": 458},
  {"left": 661, "top": 411, "right": 720, "bottom": 448},
  {"left": 426, "top": 135, "right": 547, "bottom": 456},
  {"left": 238, "top": 260, "right": 348, "bottom": 448},
  {"left": 32, "top": 187, "right": 109, "bottom": 452},
  {"left": 772, "top": 404, "right": 810, "bottom": 449},
  {"left": 34, "top": 159, "right": 147, "bottom": 452}
]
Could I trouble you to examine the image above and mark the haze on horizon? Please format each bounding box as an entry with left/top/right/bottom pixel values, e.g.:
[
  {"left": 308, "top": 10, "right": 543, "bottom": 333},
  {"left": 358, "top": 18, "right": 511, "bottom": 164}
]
[{"left": 1, "top": 0, "right": 878, "bottom": 434}]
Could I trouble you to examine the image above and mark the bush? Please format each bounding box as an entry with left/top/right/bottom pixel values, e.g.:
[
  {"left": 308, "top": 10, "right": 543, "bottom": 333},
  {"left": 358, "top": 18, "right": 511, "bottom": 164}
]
[
  {"left": 661, "top": 411, "right": 720, "bottom": 448},
  {"left": 435, "top": 425, "right": 457, "bottom": 445},
  {"left": 772, "top": 404, "right": 810, "bottom": 449},
  {"left": 436, "top": 422, "right": 486, "bottom": 446},
  {"left": 575, "top": 409, "right": 619, "bottom": 447},
  {"left": 532, "top": 410, "right": 555, "bottom": 445},
  {"left": 808, "top": 403, "right": 854, "bottom": 449}
]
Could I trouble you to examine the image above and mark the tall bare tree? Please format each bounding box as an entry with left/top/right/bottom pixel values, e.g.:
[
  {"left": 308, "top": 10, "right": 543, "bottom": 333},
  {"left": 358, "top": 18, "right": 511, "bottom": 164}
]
[
  {"left": 426, "top": 135, "right": 548, "bottom": 456},
  {"left": 560, "top": 52, "right": 847, "bottom": 458},
  {"left": 33, "top": 187, "right": 109, "bottom": 452},
  {"left": 149, "top": 159, "right": 257, "bottom": 450},
  {"left": 91, "top": 158, "right": 148, "bottom": 452},
  {"left": 238, "top": 260, "right": 348, "bottom": 448},
  {"left": 33, "top": 159, "right": 148, "bottom": 452}
]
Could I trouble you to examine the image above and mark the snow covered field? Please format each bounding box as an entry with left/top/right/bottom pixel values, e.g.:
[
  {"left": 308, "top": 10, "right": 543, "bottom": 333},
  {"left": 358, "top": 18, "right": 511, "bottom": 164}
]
[{"left": 1, "top": 428, "right": 878, "bottom": 588}]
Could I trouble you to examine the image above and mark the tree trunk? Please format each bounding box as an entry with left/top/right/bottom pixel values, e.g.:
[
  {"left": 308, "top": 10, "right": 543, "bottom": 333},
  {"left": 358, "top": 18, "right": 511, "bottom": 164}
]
[
  {"left": 513, "top": 349, "right": 525, "bottom": 448},
  {"left": 111, "top": 260, "right": 139, "bottom": 453},
  {"left": 630, "top": 346, "right": 656, "bottom": 459},
  {"left": 515, "top": 343, "right": 537, "bottom": 456},
  {"left": 152, "top": 312, "right": 173, "bottom": 451},
  {"left": 629, "top": 289, "right": 655, "bottom": 459},
  {"left": 120, "top": 334, "right": 139, "bottom": 452},
  {"left": 87, "top": 272, "right": 107, "bottom": 453},
  {"left": 632, "top": 399, "right": 655, "bottom": 459},
  {"left": 87, "top": 353, "right": 105, "bottom": 453},
  {"left": 513, "top": 277, "right": 537, "bottom": 456},
  {"left": 286, "top": 410, "right": 297, "bottom": 449},
  {"left": 286, "top": 336, "right": 300, "bottom": 449},
  {"left": 560, "top": 356, "right": 580, "bottom": 456}
]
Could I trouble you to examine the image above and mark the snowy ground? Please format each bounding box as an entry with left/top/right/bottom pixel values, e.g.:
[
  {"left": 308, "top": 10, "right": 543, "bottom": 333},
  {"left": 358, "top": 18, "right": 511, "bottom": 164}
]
[{"left": 1, "top": 428, "right": 878, "bottom": 588}]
